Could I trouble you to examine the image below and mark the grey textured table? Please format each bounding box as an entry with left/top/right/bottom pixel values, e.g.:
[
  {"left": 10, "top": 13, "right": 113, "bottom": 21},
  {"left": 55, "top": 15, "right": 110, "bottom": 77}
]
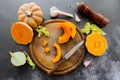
[{"left": 0, "top": 0, "right": 120, "bottom": 80}]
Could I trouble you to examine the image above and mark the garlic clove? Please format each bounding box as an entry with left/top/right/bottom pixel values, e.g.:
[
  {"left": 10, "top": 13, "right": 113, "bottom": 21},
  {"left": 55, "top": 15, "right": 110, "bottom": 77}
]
[
  {"left": 76, "top": 2, "right": 80, "bottom": 6},
  {"left": 74, "top": 12, "right": 81, "bottom": 22},
  {"left": 83, "top": 60, "right": 92, "bottom": 68}
]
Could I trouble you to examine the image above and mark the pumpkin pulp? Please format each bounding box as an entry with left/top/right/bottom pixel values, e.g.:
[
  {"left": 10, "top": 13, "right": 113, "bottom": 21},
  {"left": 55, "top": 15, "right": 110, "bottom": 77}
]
[{"left": 85, "top": 33, "right": 107, "bottom": 56}]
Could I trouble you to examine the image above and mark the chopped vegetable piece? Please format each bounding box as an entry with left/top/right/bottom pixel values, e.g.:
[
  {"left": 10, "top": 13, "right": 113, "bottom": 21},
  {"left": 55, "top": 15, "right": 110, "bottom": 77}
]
[
  {"left": 84, "top": 60, "right": 92, "bottom": 68},
  {"left": 35, "top": 26, "right": 49, "bottom": 37},
  {"left": 90, "top": 24, "right": 106, "bottom": 35},
  {"left": 52, "top": 42, "right": 62, "bottom": 63},
  {"left": 81, "top": 22, "right": 91, "bottom": 34},
  {"left": 44, "top": 47, "right": 50, "bottom": 53},
  {"left": 42, "top": 40, "right": 48, "bottom": 46},
  {"left": 81, "top": 22, "right": 106, "bottom": 36},
  {"left": 26, "top": 56, "right": 36, "bottom": 70},
  {"left": 11, "top": 22, "right": 33, "bottom": 45},
  {"left": 9, "top": 51, "right": 26, "bottom": 66},
  {"left": 24, "top": 51, "right": 36, "bottom": 70},
  {"left": 85, "top": 33, "right": 108, "bottom": 56}
]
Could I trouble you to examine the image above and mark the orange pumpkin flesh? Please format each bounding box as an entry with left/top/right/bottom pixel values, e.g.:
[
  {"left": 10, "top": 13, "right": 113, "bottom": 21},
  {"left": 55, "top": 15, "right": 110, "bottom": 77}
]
[
  {"left": 58, "top": 23, "right": 71, "bottom": 43},
  {"left": 11, "top": 22, "right": 33, "bottom": 45},
  {"left": 44, "top": 47, "right": 50, "bottom": 53},
  {"left": 58, "top": 21, "right": 76, "bottom": 43},
  {"left": 52, "top": 42, "right": 62, "bottom": 63},
  {"left": 65, "top": 22, "right": 76, "bottom": 38},
  {"left": 42, "top": 40, "right": 48, "bottom": 47},
  {"left": 85, "top": 33, "right": 107, "bottom": 56}
]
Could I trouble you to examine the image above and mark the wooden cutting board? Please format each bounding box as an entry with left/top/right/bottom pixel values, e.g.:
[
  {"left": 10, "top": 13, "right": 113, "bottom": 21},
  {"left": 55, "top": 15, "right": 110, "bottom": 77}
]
[{"left": 29, "top": 19, "right": 85, "bottom": 75}]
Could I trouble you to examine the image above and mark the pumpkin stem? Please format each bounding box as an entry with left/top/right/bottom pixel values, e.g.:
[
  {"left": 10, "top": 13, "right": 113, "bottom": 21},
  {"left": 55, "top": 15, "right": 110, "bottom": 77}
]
[{"left": 25, "top": 10, "right": 32, "bottom": 17}]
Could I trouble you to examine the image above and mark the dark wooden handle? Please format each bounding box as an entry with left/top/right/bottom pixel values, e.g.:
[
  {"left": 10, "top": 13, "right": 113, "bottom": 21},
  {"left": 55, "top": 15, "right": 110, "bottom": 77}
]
[
  {"left": 78, "top": 2, "right": 109, "bottom": 27},
  {"left": 47, "top": 59, "right": 65, "bottom": 75}
]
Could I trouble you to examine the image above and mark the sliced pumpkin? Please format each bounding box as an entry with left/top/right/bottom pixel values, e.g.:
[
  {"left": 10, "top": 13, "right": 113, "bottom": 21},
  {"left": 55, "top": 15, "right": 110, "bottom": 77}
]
[
  {"left": 52, "top": 42, "right": 62, "bottom": 63},
  {"left": 58, "top": 22, "right": 71, "bottom": 43},
  {"left": 44, "top": 47, "right": 50, "bottom": 53},
  {"left": 11, "top": 22, "right": 33, "bottom": 45},
  {"left": 42, "top": 40, "right": 48, "bottom": 47},
  {"left": 65, "top": 22, "right": 76, "bottom": 38},
  {"left": 58, "top": 21, "right": 76, "bottom": 43},
  {"left": 85, "top": 33, "right": 107, "bottom": 56}
]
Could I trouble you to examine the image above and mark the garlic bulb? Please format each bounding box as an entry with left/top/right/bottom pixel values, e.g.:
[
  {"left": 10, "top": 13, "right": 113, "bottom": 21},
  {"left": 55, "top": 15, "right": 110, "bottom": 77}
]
[{"left": 50, "top": 6, "right": 74, "bottom": 18}]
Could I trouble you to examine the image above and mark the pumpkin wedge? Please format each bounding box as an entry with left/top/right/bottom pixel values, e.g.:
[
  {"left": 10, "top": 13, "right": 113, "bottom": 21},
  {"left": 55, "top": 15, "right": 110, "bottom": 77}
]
[
  {"left": 11, "top": 22, "right": 33, "bottom": 45},
  {"left": 65, "top": 22, "right": 76, "bottom": 38},
  {"left": 85, "top": 33, "right": 107, "bottom": 56},
  {"left": 58, "top": 22, "right": 71, "bottom": 43},
  {"left": 58, "top": 21, "right": 77, "bottom": 43},
  {"left": 52, "top": 42, "right": 62, "bottom": 63}
]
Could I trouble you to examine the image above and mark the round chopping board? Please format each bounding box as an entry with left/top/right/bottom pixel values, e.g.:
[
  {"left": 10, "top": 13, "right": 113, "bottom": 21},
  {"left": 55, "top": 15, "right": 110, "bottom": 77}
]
[{"left": 29, "top": 19, "right": 85, "bottom": 75}]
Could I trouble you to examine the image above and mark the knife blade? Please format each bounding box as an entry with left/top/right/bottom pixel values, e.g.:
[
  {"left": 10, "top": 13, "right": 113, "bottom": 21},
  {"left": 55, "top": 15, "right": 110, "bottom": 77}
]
[
  {"left": 48, "top": 40, "right": 84, "bottom": 75},
  {"left": 63, "top": 40, "right": 84, "bottom": 60}
]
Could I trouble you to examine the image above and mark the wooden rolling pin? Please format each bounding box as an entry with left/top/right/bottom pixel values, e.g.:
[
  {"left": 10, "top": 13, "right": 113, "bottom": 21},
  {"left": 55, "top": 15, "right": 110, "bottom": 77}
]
[{"left": 77, "top": 2, "right": 109, "bottom": 28}]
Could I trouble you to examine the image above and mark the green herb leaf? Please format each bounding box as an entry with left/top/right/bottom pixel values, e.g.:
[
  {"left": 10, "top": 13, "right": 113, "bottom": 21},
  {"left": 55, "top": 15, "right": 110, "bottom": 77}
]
[
  {"left": 26, "top": 56, "right": 36, "bottom": 70},
  {"left": 81, "top": 22, "right": 106, "bottom": 36},
  {"left": 24, "top": 51, "right": 36, "bottom": 70},
  {"left": 81, "top": 22, "right": 91, "bottom": 34},
  {"left": 35, "top": 26, "right": 50, "bottom": 37}
]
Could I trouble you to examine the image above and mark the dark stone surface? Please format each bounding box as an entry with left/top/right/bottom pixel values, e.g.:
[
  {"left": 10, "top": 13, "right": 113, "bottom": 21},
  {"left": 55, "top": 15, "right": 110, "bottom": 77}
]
[{"left": 0, "top": 0, "right": 120, "bottom": 80}]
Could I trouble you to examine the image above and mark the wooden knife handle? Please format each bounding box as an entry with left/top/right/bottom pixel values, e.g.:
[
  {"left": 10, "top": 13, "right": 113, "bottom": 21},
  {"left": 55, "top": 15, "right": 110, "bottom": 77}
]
[
  {"left": 47, "top": 59, "right": 65, "bottom": 75},
  {"left": 78, "top": 2, "right": 109, "bottom": 27}
]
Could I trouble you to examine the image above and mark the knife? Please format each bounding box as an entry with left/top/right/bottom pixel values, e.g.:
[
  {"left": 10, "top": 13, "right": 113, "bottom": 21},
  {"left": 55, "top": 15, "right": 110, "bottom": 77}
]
[{"left": 48, "top": 40, "right": 84, "bottom": 75}]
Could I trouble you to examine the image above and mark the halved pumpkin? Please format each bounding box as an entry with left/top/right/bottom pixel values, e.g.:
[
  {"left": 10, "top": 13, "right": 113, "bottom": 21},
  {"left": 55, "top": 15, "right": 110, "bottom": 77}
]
[
  {"left": 11, "top": 22, "right": 33, "bottom": 45},
  {"left": 85, "top": 33, "right": 107, "bottom": 56}
]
